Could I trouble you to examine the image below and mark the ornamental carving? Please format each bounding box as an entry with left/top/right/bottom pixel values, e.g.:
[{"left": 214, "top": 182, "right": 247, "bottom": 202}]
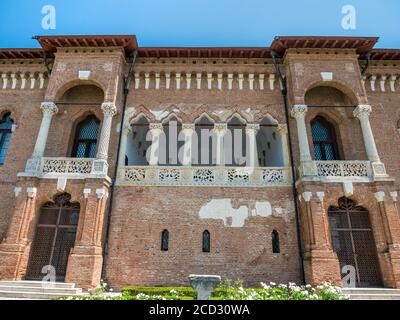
[
  {"left": 101, "top": 102, "right": 118, "bottom": 116},
  {"left": 290, "top": 104, "right": 308, "bottom": 119},
  {"left": 40, "top": 101, "right": 58, "bottom": 115}
]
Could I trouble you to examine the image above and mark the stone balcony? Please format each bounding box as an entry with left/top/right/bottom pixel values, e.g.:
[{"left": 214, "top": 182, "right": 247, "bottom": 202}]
[
  {"left": 18, "top": 157, "right": 109, "bottom": 179},
  {"left": 116, "top": 165, "right": 292, "bottom": 187},
  {"left": 299, "top": 160, "right": 391, "bottom": 183}
]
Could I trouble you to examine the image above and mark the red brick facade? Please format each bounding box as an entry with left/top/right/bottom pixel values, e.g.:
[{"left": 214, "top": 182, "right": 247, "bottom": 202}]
[{"left": 0, "top": 35, "right": 399, "bottom": 289}]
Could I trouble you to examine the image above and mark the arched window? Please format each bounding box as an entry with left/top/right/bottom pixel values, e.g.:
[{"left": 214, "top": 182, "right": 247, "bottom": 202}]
[
  {"left": 161, "top": 229, "right": 169, "bottom": 251},
  {"left": 71, "top": 115, "right": 100, "bottom": 158},
  {"left": 272, "top": 230, "right": 280, "bottom": 253},
  {"left": 311, "top": 116, "right": 339, "bottom": 160},
  {"left": 0, "top": 113, "right": 13, "bottom": 165},
  {"left": 202, "top": 230, "right": 210, "bottom": 253}
]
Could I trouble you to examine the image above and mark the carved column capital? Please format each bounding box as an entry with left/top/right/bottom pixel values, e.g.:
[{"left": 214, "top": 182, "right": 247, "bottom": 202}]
[
  {"left": 101, "top": 102, "right": 118, "bottom": 117},
  {"left": 149, "top": 123, "right": 164, "bottom": 132},
  {"left": 290, "top": 104, "right": 308, "bottom": 119},
  {"left": 182, "top": 123, "right": 196, "bottom": 131},
  {"left": 245, "top": 123, "right": 260, "bottom": 135},
  {"left": 353, "top": 104, "right": 372, "bottom": 119},
  {"left": 213, "top": 123, "right": 228, "bottom": 134},
  {"left": 40, "top": 101, "right": 58, "bottom": 115}
]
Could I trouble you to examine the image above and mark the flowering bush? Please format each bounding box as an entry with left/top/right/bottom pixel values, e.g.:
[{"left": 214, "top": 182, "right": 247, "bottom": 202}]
[
  {"left": 215, "top": 280, "right": 348, "bottom": 300},
  {"left": 59, "top": 280, "right": 348, "bottom": 300}
]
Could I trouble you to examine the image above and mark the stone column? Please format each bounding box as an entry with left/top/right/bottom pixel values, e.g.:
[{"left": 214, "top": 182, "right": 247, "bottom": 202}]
[
  {"left": 180, "top": 124, "right": 196, "bottom": 166},
  {"left": 96, "top": 103, "right": 117, "bottom": 160},
  {"left": 291, "top": 105, "right": 317, "bottom": 176},
  {"left": 290, "top": 105, "right": 311, "bottom": 162},
  {"left": 353, "top": 105, "right": 388, "bottom": 177},
  {"left": 32, "top": 102, "right": 58, "bottom": 157},
  {"left": 118, "top": 125, "right": 132, "bottom": 167},
  {"left": 213, "top": 123, "right": 227, "bottom": 166},
  {"left": 148, "top": 123, "right": 164, "bottom": 165},
  {"left": 353, "top": 105, "right": 380, "bottom": 162},
  {"left": 245, "top": 124, "right": 260, "bottom": 167},
  {"left": 276, "top": 124, "right": 290, "bottom": 167}
]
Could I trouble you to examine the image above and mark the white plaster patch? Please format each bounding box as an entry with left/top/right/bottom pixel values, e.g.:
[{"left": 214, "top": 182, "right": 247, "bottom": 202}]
[
  {"left": 199, "top": 199, "right": 281, "bottom": 228},
  {"left": 255, "top": 201, "right": 272, "bottom": 217}
]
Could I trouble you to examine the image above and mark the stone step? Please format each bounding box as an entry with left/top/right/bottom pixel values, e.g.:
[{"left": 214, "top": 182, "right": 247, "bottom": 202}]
[
  {"left": 0, "top": 285, "right": 82, "bottom": 295},
  {"left": 0, "top": 281, "right": 75, "bottom": 289},
  {"left": 342, "top": 288, "right": 400, "bottom": 295},
  {"left": 0, "top": 290, "right": 83, "bottom": 300},
  {"left": 347, "top": 294, "right": 400, "bottom": 300}
]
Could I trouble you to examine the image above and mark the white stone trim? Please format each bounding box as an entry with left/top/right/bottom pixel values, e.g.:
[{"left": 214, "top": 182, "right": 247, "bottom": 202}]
[
  {"left": 374, "top": 191, "right": 385, "bottom": 203},
  {"left": 26, "top": 187, "right": 37, "bottom": 199}
]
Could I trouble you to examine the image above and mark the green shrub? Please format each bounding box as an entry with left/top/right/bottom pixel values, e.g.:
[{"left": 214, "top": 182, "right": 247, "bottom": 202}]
[{"left": 121, "top": 286, "right": 196, "bottom": 298}]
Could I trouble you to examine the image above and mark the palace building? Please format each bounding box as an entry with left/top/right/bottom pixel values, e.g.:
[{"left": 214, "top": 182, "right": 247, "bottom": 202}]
[{"left": 0, "top": 35, "right": 399, "bottom": 289}]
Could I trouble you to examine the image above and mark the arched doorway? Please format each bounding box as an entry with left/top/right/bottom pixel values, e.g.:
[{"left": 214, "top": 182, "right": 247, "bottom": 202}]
[
  {"left": 26, "top": 193, "right": 80, "bottom": 281},
  {"left": 328, "top": 197, "right": 382, "bottom": 287}
]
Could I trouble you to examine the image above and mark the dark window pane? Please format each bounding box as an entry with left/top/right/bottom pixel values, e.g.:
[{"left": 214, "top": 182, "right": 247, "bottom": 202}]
[
  {"left": 202, "top": 230, "right": 210, "bottom": 253},
  {"left": 0, "top": 114, "right": 13, "bottom": 165},
  {"left": 72, "top": 116, "right": 99, "bottom": 158},
  {"left": 311, "top": 117, "right": 339, "bottom": 160},
  {"left": 324, "top": 144, "right": 335, "bottom": 160},
  {"left": 88, "top": 143, "right": 97, "bottom": 158},
  {"left": 272, "top": 230, "right": 280, "bottom": 253},
  {"left": 78, "top": 118, "right": 99, "bottom": 139},
  {"left": 161, "top": 230, "right": 169, "bottom": 251},
  {"left": 313, "top": 144, "right": 323, "bottom": 160}
]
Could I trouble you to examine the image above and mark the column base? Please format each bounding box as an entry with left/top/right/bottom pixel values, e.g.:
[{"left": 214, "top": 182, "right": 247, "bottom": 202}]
[
  {"left": 303, "top": 249, "right": 341, "bottom": 286},
  {"left": 23, "top": 157, "right": 42, "bottom": 175},
  {"left": 299, "top": 161, "right": 318, "bottom": 177},
  {"left": 371, "top": 161, "right": 391, "bottom": 180},
  {"left": 91, "top": 159, "right": 109, "bottom": 176},
  {"left": 65, "top": 245, "right": 103, "bottom": 289}
]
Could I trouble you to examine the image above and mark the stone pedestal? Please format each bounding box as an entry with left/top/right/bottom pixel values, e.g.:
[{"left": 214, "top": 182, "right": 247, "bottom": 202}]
[{"left": 189, "top": 274, "right": 221, "bottom": 300}]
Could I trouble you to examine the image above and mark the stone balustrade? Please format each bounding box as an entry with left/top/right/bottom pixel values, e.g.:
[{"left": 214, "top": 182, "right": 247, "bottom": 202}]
[
  {"left": 117, "top": 165, "right": 291, "bottom": 186},
  {"left": 315, "top": 160, "right": 372, "bottom": 179},
  {"left": 20, "top": 157, "right": 109, "bottom": 179}
]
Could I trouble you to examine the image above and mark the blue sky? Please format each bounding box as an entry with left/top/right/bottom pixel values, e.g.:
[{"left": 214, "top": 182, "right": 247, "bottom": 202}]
[{"left": 0, "top": 0, "right": 399, "bottom": 48}]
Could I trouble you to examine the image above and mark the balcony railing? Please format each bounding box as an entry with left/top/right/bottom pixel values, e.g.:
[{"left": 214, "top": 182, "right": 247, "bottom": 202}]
[
  {"left": 314, "top": 160, "right": 372, "bottom": 179},
  {"left": 41, "top": 157, "right": 94, "bottom": 174},
  {"left": 20, "top": 157, "right": 109, "bottom": 178},
  {"left": 117, "top": 166, "right": 291, "bottom": 186}
]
